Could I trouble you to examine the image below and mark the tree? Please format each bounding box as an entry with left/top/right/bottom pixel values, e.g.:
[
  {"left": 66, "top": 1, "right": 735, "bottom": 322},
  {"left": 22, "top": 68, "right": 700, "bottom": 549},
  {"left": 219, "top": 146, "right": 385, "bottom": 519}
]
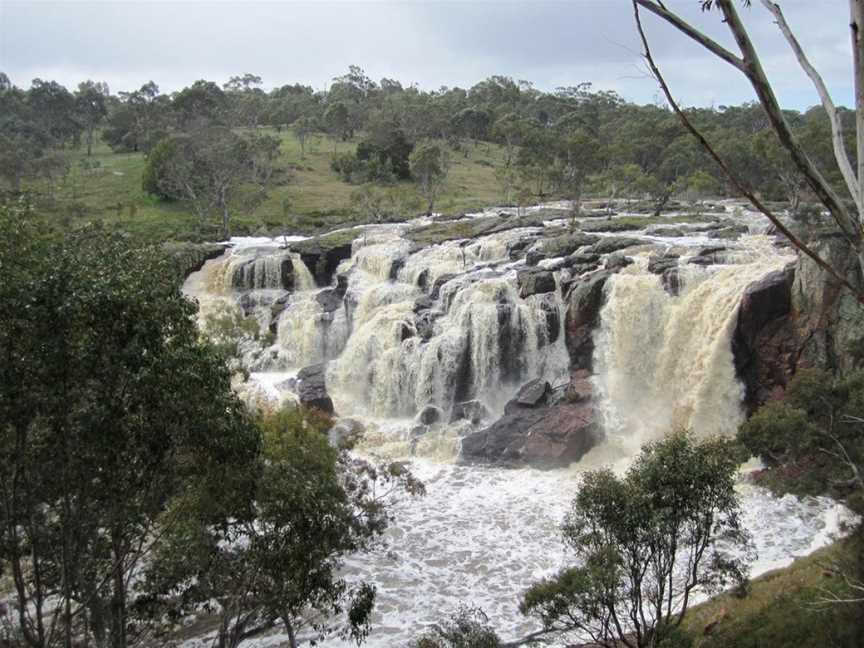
[
  {"left": 102, "top": 81, "right": 170, "bottom": 154},
  {"left": 172, "top": 79, "right": 227, "bottom": 129},
  {"left": 632, "top": 0, "right": 864, "bottom": 301},
  {"left": 410, "top": 607, "right": 501, "bottom": 648},
  {"left": 144, "top": 407, "right": 424, "bottom": 648},
  {"left": 409, "top": 140, "right": 450, "bottom": 214},
  {"left": 145, "top": 126, "right": 258, "bottom": 237},
  {"left": 324, "top": 101, "right": 351, "bottom": 151},
  {"left": 520, "top": 433, "right": 751, "bottom": 648},
  {"left": 292, "top": 115, "right": 317, "bottom": 158},
  {"left": 74, "top": 80, "right": 109, "bottom": 156},
  {"left": 0, "top": 198, "right": 259, "bottom": 648}
]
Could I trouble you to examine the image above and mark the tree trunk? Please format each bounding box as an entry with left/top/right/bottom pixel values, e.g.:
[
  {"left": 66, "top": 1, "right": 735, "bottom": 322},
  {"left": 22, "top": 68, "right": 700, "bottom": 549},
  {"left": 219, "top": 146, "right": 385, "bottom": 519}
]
[
  {"left": 109, "top": 533, "right": 127, "bottom": 648},
  {"left": 86, "top": 128, "right": 94, "bottom": 157},
  {"left": 284, "top": 618, "right": 297, "bottom": 648}
]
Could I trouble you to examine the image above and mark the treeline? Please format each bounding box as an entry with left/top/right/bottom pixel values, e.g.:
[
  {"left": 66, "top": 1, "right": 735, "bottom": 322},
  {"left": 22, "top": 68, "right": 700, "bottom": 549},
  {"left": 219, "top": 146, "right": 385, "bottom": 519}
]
[{"left": 0, "top": 66, "right": 857, "bottom": 225}]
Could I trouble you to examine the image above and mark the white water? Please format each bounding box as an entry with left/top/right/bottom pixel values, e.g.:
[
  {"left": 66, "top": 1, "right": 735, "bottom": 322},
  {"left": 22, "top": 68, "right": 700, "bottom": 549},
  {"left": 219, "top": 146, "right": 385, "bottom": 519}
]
[{"left": 180, "top": 214, "right": 852, "bottom": 648}]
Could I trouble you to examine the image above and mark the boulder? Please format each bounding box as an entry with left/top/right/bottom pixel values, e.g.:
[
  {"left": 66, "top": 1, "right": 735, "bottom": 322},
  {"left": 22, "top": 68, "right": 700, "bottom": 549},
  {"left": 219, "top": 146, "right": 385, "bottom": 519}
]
[
  {"left": 417, "top": 405, "right": 442, "bottom": 425},
  {"left": 650, "top": 226, "right": 686, "bottom": 237},
  {"left": 517, "top": 269, "right": 557, "bottom": 298},
  {"left": 707, "top": 225, "right": 748, "bottom": 240},
  {"left": 335, "top": 272, "right": 350, "bottom": 297},
  {"left": 316, "top": 288, "right": 343, "bottom": 313},
  {"left": 506, "top": 379, "right": 552, "bottom": 413},
  {"left": 565, "top": 271, "right": 612, "bottom": 371},
  {"left": 605, "top": 253, "right": 633, "bottom": 271},
  {"left": 590, "top": 237, "right": 643, "bottom": 255},
  {"left": 647, "top": 254, "right": 679, "bottom": 275},
  {"left": 450, "top": 400, "right": 490, "bottom": 425},
  {"left": 460, "top": 387, "right": 601, "bottom": 469},
  {"left": 296, "top": 363, "right": 335, "bottom": 415}
]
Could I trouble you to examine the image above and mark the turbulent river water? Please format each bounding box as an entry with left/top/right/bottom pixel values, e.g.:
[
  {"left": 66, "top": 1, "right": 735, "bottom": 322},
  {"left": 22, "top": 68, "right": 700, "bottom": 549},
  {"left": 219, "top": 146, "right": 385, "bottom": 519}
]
[{"left": 182, "top": 204, "right": 854, "bottom": 647}]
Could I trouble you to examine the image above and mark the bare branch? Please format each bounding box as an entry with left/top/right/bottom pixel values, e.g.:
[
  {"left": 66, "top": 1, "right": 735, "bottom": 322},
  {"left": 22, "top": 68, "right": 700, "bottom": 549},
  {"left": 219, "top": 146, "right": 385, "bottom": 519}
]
[
  {"left": 634, "top": 0, "right": 746, "bottom": 72},
  {"left": 759, "top": 0, "right": 861, "bottom": 214},
  {"left": 715, "top": 0, "right": 862, "bottom": 243},
  {"left": 632, "top": 0, "right": 864, "bottom": 303}
]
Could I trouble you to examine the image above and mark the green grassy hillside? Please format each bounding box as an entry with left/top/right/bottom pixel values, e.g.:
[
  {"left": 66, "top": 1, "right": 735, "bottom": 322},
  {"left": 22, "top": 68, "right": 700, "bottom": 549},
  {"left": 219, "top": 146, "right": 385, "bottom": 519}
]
[{"left": 33, "top": 130, "right": 508, "bottom": 243}]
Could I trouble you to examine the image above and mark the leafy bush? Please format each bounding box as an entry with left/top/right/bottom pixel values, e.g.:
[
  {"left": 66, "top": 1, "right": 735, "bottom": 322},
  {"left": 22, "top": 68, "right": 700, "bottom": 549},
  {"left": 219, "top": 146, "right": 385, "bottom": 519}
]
[{"left": 409, "top": 606, "right": 500, "bottom": 648}]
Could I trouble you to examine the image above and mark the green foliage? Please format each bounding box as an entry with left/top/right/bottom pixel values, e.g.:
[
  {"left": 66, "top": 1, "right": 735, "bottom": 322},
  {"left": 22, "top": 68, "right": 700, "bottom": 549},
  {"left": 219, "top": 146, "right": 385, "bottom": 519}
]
[
  {"left": 410, "top": 139, "right": 450, "bottom": 213},
  {"left": 409, "top": 606, "right": 501, "bottom": 648},
  {"left": 521, "top": 432, "right": 750, "bottom": 648},
  {"left": 739, "top": 368, "right": 864, "bottom": 498},
  {"left": 0, "top": 200, "right": 258, "bottom": 648},
  {"left": 141, "top": 135, "right": 177, "bottom": 198},
  {"left": 145, "top": 405, "right": 424, "bottom": 648}
]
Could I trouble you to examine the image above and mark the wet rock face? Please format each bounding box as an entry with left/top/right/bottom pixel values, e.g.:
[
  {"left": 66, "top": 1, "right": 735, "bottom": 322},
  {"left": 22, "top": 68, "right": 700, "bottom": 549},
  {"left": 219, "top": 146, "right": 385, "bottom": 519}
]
[
  {"left": 291, "top": 232, "right": 356, "bottom": 287},
  {"left": 297, "top": 363, "right": 335, "bottom": 415},
  {"left": 450, "top": 400, "right": 490, "bottom": 425},
  {"left": 460, "top": 375, "right": 601, "bottom": 468},
  {"left": 517, "top": 269, "right": 556, "bottom": 299},
  {"left": 564, "top": 271, "right": 612, "bottom": 371},
  {"left": 417, "top": 405, "right": 442, "bottom": 425},
  {"left": 316, "top": 288, "right": 344, "bottom": 313},
  {"left": 647, "top": 254, "right": 681, "bottom": 296},
  {"left": 732, "top": 265, "right": 796, "bottom": 412}
]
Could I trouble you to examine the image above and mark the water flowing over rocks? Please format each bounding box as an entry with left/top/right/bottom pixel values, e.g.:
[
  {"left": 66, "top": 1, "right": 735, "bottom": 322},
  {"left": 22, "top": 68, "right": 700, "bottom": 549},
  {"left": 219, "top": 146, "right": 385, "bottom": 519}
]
[{"left": 179, "top": 204, "right": 856, "bottom": 647}]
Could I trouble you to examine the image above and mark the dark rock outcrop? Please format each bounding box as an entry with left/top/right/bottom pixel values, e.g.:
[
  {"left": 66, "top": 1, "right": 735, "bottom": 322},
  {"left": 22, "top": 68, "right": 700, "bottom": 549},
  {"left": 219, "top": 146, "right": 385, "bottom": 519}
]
[
  {"left": 460, "top": 377, "right": 601, "bottom": 468},
  {"left": 316, "top": 288, "right": 344, "bottom": 313},
  {"left": 525, "top": 231, "right": 598, "bottom": 265},
  {"left": 517, "top": 269, "right": 557, "bottom": 298},
  {"left": 732, "top": 265, "right": 797, "bottom": 412},
  {"left": 565, "top": 271, "right": 613, "bottom": 371},
  {"left": 417, "top": 405, "right": 442, "bottom": 425},
  {"left": 605, "top": 253, "right": 633, "bottom": 271},
  {"left": 450, "top": 400, "right": 490, "bottom": 425},
  {"left": 590, "top": 237, "right": 643, "bottom": 255},
  {"left": 291, "top": 231, "right": 357, "bottom": 287},
  {"left": 296, "top": 363, "right": 335, "bottom": 415}
]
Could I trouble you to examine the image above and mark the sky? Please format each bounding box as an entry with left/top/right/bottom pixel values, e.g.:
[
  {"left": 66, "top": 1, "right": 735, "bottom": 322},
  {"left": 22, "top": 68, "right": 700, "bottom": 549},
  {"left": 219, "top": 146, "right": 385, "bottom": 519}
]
[{"left": 0, "top": 0, "right": 855, "bottom": 111}]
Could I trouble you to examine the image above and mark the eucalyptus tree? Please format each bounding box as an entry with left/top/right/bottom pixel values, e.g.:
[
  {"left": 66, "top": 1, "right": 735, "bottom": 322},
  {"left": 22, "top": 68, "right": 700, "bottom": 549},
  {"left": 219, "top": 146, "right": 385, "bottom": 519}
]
[
  {"left": 409, "top": 139, "right": 450, "bottom": 214},
  {"left": 0, "top": 197, "right": 259, "bottom": 648},
  {"left": 144, "top": 407, "right": 424, "bottom": 648},
  {"left": 74, "top": 80, "right": 109, "bottom": 156},
  {"left": 521, "top": 433, "right": 751, "bottom": 648}
]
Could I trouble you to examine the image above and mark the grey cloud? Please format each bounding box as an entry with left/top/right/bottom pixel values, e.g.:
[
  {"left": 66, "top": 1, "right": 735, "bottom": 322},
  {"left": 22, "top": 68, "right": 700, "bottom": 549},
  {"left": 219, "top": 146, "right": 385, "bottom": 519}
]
[{"left": 0, "top": 0, "right": 855, "bottom": 109}]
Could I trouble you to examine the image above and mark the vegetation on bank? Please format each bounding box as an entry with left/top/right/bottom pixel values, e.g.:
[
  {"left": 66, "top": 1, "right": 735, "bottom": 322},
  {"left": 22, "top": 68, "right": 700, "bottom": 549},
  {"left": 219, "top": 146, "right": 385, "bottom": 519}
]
[
  {"left": 0, "top": 198, "right": 423, "bottom": 648},
  {"left": 2, "top": 67, "right": 852, "bottom": 245}
]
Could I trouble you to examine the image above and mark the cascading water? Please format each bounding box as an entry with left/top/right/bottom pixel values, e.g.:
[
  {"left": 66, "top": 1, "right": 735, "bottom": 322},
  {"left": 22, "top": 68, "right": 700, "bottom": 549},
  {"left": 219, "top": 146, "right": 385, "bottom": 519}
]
[
  {"left": 593, "top": 238, "right": 792, "bottom": 458},
  {"left": 181, "top": 214, "right": 853, "bottom": 648}
]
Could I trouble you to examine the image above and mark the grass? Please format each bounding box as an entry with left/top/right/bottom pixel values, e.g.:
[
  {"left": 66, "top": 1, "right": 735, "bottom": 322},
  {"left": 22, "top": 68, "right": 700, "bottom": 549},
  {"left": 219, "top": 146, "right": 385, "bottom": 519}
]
[
  {"left": 681, "top": 536, "right": 863, "bottom": 647},
  {"left": 28, "top": 130, "right": 509, "bottom": 244}
]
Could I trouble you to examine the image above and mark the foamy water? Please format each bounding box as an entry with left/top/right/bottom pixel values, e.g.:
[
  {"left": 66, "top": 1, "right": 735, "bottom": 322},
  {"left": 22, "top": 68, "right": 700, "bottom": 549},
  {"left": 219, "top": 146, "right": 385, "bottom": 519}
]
[{"left": 179, "top": 210, "right": 853, "bottom": 647}]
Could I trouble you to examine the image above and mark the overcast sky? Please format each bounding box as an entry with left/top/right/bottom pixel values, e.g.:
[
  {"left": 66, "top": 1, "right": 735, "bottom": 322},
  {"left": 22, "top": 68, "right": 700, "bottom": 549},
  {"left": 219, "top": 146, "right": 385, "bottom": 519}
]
[{"left": 0, "top": 0, "right": 854, "bottom": 110}]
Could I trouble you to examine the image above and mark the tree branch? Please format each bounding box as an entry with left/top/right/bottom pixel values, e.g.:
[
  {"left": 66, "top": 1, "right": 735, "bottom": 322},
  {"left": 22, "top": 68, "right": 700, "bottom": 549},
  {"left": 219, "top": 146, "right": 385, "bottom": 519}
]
[
  {"left": 632, "top": 0, "right": 864, "bottom": 304},
  {"left": 634, "top": 0, "right": 746, "bottom": 72},
  {"left": 758, "top": 0, "right": 861, "bottom": 214}
]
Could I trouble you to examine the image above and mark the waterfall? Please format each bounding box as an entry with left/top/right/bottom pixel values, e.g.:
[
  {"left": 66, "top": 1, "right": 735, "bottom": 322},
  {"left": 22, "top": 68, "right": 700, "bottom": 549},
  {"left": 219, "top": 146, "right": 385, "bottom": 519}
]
[{"left": 592, "top": 239, "right": 790, "bottom": 456}]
